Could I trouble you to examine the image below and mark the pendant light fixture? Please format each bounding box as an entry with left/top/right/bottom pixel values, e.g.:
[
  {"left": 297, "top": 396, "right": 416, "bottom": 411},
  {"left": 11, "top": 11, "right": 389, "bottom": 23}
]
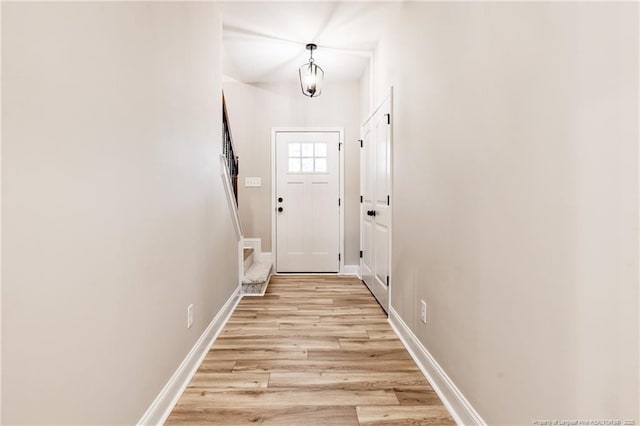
[{"left": 299, "top": 43, "right": 324, "bottom": 98}]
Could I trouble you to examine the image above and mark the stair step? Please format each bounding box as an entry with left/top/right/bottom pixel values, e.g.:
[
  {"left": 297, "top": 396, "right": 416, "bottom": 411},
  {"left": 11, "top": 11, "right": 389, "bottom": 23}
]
[
  {"left": 242, "top": 260, "right": 272, "bottom": 284},
  {"left": 242, "top": 260, "right": 272, "bottom": 296},
  {"left": 243, "top": 247, "right": 254, "bottom": 260}
]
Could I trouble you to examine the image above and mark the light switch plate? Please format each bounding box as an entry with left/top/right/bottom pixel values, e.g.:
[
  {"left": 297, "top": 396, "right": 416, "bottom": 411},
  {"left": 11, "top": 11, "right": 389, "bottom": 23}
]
[{"left": 245, "top": 177, "right": 261, "bottom": 187}]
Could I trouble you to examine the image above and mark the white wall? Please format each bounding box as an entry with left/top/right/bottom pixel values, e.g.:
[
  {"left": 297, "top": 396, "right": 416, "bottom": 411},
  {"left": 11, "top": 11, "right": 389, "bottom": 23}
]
[
  {"left": 359, "top": 60, "right": 371, "bottom": 124},
  {"left": 222, "top": 80, "right": 361, "bottom": 265},
  {"left": 1, "top": 3, "right": 238, "bottom": 424},
  {"left": 371, "top": 2, "right": 638, "bottom": 424}
]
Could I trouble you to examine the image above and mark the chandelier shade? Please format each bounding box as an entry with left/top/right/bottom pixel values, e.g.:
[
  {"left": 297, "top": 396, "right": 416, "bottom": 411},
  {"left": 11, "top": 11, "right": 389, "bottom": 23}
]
[{"left": 299, "top": 43, "right": 324, "bottom": 98}]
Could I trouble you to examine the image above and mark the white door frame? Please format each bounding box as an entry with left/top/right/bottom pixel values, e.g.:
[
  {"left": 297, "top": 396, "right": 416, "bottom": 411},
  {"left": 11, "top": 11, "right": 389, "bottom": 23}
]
[
  {"left": 360, "top": 88, "right": 393, "bottom": 311},
  {"left": 271, "top": 127, "right": 345, "bottom": 274}
]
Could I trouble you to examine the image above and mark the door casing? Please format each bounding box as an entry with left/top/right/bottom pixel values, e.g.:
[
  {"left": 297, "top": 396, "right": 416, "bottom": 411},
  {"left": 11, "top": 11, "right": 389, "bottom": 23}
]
[{"left": 271, "top": 127, "right": 345, "bottom": 274}]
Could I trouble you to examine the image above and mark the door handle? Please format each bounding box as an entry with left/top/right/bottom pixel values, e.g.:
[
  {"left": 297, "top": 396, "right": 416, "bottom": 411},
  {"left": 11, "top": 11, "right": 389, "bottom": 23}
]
[
  {"left": 278, "top": 207, "right": 284, "bottom": 213},
  {"left": 367, "top": 210, "right": 376, "bottom": 217}
]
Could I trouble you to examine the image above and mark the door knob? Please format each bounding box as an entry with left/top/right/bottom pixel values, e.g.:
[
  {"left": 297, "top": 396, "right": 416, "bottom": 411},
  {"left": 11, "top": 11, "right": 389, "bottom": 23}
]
[
  {"left": 367, "top": 210, "right": 376, "bottom": 217},
  {"left": 278, "top": 197, "right": 283, "bottom": 203},
  {"left": 278, "top": 207, "right": 283, "bottom": 212}
]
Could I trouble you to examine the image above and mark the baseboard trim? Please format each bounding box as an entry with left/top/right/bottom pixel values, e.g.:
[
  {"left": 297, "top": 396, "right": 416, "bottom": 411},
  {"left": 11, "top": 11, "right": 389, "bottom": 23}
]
[
  {"left": 388, "top": 307, "right": 486, "bottom": 426},
  {"left": 137, "top": 286, "right": 241, "bottom": 425},
  {"left": 342, "top": 264, "right": 360, "bottom": 276}
]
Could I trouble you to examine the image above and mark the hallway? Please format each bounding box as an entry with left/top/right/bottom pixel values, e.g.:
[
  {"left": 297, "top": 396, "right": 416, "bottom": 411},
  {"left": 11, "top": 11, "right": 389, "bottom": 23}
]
[
  {"left": 2, "top": 2, "right": 637, "bottom": 424},
  {"left": 166, "top": 275, "right": 454, "bottom": 425}
]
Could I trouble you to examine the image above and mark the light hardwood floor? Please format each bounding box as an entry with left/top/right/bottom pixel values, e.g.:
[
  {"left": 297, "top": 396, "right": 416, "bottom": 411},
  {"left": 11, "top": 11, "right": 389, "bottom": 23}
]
[{"left": 166, "top": 275, "right": 455, "bottom": 425}]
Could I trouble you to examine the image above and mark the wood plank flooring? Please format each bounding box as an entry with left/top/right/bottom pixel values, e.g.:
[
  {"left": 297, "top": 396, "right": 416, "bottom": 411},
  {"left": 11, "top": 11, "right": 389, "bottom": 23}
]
[{"left": 166, "top": 275, "right": 455, "bottom": 425}]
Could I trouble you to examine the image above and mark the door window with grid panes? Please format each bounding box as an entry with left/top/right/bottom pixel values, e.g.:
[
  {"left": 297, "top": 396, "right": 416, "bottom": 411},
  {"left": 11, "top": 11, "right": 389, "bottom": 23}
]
[{"left": 288, "top": 142, "right": 328, "bottom": 173}]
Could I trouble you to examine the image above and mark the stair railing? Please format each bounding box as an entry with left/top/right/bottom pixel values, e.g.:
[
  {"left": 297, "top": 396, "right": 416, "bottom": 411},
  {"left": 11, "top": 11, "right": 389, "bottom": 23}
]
[
  {"left": 222, "top": 93, "right": 239, "bottom": 203},
  {"left": 221, "top": 93, "right": 244, "bottom": 288}
]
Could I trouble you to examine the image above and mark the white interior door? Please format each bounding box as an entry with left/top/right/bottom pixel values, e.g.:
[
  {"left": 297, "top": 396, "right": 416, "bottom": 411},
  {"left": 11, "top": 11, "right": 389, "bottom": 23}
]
[
  {"left": 361, "top": 95, "right": 392, "bottom": 312},
  {"left": 276, "top": 131, "right": 340, "bottom": 272}
]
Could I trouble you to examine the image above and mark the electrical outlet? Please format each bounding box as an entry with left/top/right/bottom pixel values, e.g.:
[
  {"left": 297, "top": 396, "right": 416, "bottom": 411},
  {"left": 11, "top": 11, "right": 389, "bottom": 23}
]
[
  {"left": 187, "top": 304, "right": 194, "bottom": 329},
  {"left": 420, "top": 300, "right": 427, "bottom": 324}
]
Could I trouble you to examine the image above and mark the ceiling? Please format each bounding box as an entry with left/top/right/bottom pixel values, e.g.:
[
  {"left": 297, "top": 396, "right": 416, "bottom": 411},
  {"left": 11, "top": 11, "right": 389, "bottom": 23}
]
[{"left": 222, "top": 2, "right": 400, "bottom": 83}]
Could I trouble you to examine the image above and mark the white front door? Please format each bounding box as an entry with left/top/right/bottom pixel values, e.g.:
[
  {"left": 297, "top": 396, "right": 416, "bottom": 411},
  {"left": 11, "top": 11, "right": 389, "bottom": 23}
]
[
  {"left": 275, "top": 131, "right": 341, "bottom": 272},
  {"left": 361, "top": 94, "right": 392, "bottom": 312}
]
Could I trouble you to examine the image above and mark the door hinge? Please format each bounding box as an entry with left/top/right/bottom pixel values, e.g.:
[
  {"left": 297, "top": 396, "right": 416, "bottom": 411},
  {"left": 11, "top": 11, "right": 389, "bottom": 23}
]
[
  {"left": 385, "top": 113, "right": 391, "bottom": 125},
  {"left": 359, "top": 139, "right": 363, "bottom": 148},
  {"left": 360, "top": 195, "right": 363, "bottom": 203},
  {"left": 387, "top": 195, "right": 390, "bottom": 206},
  {"left": 386, "top": 275, "right": 390, "bottom": 286},
  {"left": 338, "top": 198, "right": 341, "bottom": 206},
  {"left": 359, "top": 250, "right": 363, "bottom": 258},
  {"left": 338, "top": 143, "right": 342, "bottom": 151},
  {"left": 339, "top": 253, "right": 341, "bottom": 261}
]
